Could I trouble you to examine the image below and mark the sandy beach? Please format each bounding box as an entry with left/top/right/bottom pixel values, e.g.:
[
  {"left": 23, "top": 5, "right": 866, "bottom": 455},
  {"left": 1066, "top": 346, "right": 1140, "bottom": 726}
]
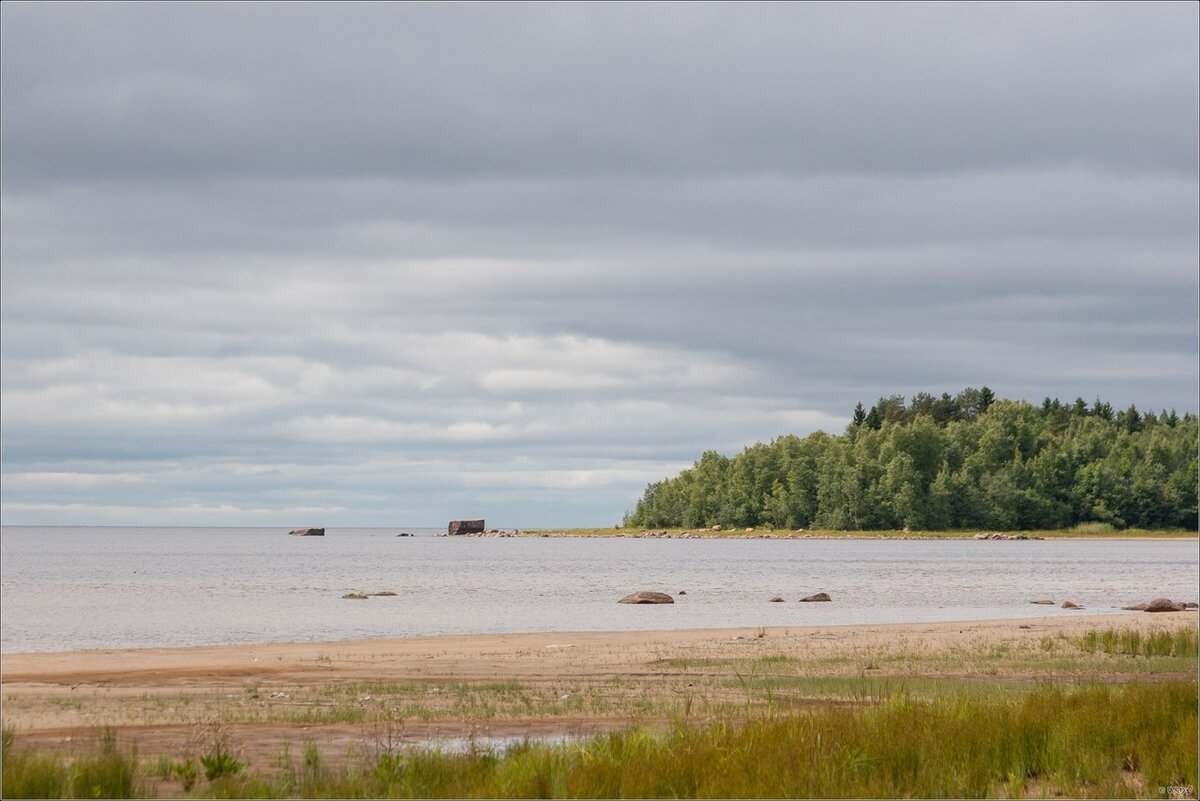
[{"left": 4, "top": 611, "right": 1196, "bottom": 772}]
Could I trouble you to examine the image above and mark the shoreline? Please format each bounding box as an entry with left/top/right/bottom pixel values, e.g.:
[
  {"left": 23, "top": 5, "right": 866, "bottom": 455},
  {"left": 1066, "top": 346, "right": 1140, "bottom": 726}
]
[
  {"left": 4, "top": 611, "right": 1193, "bottom": 678},
  {"left": 0, "top": 606, "right": 1186, "bottom": 661},
  {"left": 477, "top": 527, "right": 1198, "bottom": 540}
]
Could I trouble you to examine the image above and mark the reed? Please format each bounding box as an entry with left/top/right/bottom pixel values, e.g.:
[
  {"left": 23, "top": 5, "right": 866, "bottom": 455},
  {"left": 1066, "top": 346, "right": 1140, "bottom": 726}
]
[{"left": 1077, "top": 627, "right": 1198, "bottom": 658}]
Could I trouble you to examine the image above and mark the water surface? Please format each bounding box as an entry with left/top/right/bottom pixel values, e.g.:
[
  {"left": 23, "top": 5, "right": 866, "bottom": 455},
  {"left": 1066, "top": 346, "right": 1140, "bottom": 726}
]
[{"left": 1, "top": 527, "right": 1195, "bottom": 653}]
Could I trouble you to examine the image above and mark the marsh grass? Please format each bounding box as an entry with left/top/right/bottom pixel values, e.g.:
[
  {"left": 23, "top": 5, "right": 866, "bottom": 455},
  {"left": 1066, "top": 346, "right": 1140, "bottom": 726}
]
[
  {"left": 1077, "top": 627, "right": 1198, "bottom": 658},
  {"left": 5, "top": 683, "right": 1196, "bottom": 798},
  {"left": 2, "top": 726, "right": 139, "bottom": 799}
]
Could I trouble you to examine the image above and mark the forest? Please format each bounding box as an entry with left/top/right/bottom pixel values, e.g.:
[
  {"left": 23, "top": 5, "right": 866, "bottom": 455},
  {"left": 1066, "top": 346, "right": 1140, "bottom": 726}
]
[{"left": 624, "top": 388, "right": 1198, "bottom": 531}]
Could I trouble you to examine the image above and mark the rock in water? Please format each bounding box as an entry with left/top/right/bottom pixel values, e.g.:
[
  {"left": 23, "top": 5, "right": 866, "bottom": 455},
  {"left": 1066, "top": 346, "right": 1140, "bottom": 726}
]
[
  {"left": 289, "top": 528, "right": 325, "bottom": 536},
  {"left": 1144, "top": 597, "right": 1186, "bottom": 613},
  {"left": 618, "top": 591, "right": 675, "bottom": 604},
  {"left": 342, "top": 592, "right": 368, "bottom": 599},
  {"left": 447, "top": 519, "right": 485, "bottom": 536},
  {"left": 799, "top": 592, "right": 832, "bottom": 602},
  {"left": 1029, "top": 599, "right": 1055, "bottom": 605},
  {"left": 769, "top": 596, "right": 785, "bottom": 603},
  {"left": 1061, "top": 600, "right": 1082, "bottom": 609}
]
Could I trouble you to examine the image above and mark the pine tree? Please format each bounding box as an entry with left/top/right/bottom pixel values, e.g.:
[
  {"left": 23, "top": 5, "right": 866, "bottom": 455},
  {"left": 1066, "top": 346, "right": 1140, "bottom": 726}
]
[
  {"left": 1124, "top": 404, "right": 1142, "bottom": 433},
  {"left": 977, "top": 386, "right": 996, "bottom": 415},
  {"left": 851, "top": 402, "right": 866, "bottom": 427}
]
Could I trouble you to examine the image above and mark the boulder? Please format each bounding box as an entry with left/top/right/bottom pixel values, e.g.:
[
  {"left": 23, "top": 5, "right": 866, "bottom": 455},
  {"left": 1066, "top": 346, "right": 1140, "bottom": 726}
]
[
  {"left": 799, "top": 592, "right": 832, "bottom": 602},
  {"left": 342, "top": 592, "right": 368, "bottom": 599},
  {"left": 1061, "top": 601, "right": 1082, "bottom": 609},
  {"left": 1185, "top": 602, "right": 1199, "bottom": 609},
  {"left": 678, "top": 590, "right": 687, "bottom": 595},
  {"left": 1121, "top": 603, "right": 1149, "bottom": 611},
  {"left": 1029, "top": 599, "right": 1055, "bottom": 605},
  {"left": 618, "top": 591, "right": 675, "bottom": 604},
  {"left": 289, "top": 528, "right": 325, "bottom": 536},
  {"left": 769, "top": 596, "right": 785, "bottom": 603},
  {"left": 711, "top": 525, "right": 721, "bottom": 531},
  {"left": 447, "top": 519, "right": 485, "bottom": 536},
  {"left": 396, "top": 532, "right": 411, "bottom": 537},
  {"left": 1144, "top": 597, "right": 1186, "bottom": 613}
]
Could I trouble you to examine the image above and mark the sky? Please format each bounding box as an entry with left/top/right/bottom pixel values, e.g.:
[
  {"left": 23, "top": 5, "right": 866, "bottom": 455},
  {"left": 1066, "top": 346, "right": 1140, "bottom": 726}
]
[{"left": 1, "top": 2, "right": 1197, "bottom": 528}]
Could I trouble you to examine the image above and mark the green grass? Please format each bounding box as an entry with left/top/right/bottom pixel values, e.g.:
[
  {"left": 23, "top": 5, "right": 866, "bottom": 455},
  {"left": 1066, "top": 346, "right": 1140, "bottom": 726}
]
[
  {"left": 527, "top": 526, "right": 1196, "bottom": 539},
  {"left": 5, "top": 683, "right": 1196, "bottom": 798},
  {"left": 2, "top": 727, "right": 139, "bottom": 799},
  {"left": 1077, "top": 627, "right": 1199, "bottom": 658}
]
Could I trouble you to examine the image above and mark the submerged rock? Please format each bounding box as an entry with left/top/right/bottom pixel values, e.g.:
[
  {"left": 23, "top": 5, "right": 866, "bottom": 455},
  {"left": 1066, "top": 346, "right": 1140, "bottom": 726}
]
[
  {"left": 342, "top": 592, "right": 368, "bottom": 600},
  {"left": 618, "top": 591, "right": 675, "bottom": 604},
  {"left": 1029, "top": 599, "right": 1055, "bottom": 605},
  {"left": 368, "top": 591, "right": 397, "bottom": 597},
  {"left": 799, "top": 592, "right": 832, "bottom": 602},
  {"left": 289, "top": 528, "right": 325, "bottom": 536},
  {"left": 769, "top": 596, "right": 785, "bottom": 603}
]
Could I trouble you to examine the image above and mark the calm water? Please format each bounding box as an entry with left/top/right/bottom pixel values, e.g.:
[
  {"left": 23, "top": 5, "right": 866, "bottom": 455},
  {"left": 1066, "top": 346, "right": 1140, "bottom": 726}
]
[{"left": 1, "top": 527, "right": 1196, "bottom": 653}]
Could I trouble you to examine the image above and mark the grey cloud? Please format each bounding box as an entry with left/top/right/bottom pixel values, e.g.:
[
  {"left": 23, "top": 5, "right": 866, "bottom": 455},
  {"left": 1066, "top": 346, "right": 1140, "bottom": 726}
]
[
  {"left": 2, "top": 2, "right": 1196, "bottom": 526},
  {"left": 3, "top": 3, "right": 1196, "bottom": 188}
]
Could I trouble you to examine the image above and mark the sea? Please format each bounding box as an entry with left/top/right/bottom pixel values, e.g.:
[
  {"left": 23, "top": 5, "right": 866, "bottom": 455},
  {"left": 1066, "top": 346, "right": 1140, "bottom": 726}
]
[{"left": 1, "top": 527, "right": 1196, "bottom": 654}]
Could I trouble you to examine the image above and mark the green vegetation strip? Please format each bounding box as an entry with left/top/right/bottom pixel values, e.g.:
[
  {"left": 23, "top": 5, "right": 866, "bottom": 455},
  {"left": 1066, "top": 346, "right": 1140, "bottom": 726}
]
[
  {"left": 5, "top": 682, "right": 1196, "bottom": 798},
  {"left": 528, "top": 526, "right": 1195, "bottom": 539}
]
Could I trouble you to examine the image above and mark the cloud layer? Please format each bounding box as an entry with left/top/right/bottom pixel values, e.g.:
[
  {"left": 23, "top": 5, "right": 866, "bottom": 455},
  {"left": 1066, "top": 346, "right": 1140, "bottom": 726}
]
[{"left": 2, "top": 3, "right": 1196, "bottom": 526}]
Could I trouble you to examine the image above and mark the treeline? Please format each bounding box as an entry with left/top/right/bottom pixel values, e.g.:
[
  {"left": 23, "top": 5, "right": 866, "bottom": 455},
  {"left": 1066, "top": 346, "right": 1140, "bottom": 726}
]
[{"left": 625, "top": 388, "right": 1198, "bottom": 531}]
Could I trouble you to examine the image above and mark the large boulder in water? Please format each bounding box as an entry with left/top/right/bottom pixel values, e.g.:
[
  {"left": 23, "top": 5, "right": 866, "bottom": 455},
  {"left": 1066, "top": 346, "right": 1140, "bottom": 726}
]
[
  {"left": 799, "top": 592, "right": 832, "bottom": 602},
  {"left": 1144, "top": 597, "right": 1186, "bottom": 613},
  {"left": 448, "top": 519, "right": 485, "bottom": 536},
  {"left": 289, "top": 528, "right": 325, "bottom": 536},
  {"left": 619, "top": 591, "right": 675, "bottom": 604}
]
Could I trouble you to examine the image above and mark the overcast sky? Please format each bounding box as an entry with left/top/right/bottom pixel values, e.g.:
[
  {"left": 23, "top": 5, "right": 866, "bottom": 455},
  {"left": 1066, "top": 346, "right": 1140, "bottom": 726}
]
[{"left": 2, "top": 2, "right": 1196, "bottom": 528}]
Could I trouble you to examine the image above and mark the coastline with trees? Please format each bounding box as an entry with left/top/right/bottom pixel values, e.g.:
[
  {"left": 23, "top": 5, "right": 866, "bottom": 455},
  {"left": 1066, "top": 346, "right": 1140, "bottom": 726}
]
[{"left": 625, "top": 388, "right": 1198, "bottom": 532}]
